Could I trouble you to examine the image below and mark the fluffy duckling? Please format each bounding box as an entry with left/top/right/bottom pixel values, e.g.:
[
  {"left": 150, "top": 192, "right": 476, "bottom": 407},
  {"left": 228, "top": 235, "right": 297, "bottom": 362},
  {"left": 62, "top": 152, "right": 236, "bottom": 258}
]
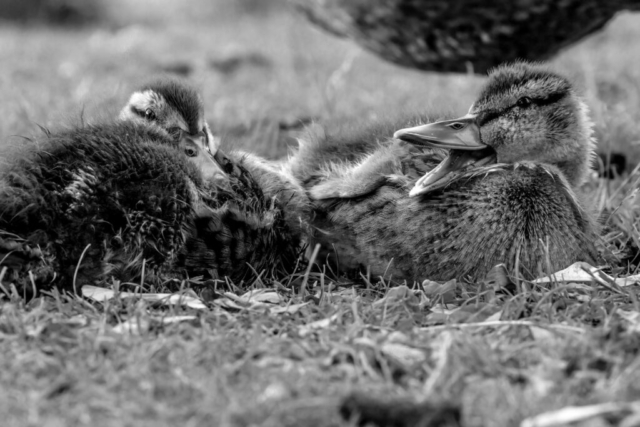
[
  {"left": 0, "top": 80, "right": 301, "bottom": 294},
  {"left": 299, "top": 63, "right": 600, "bottom": 281},
  {"left": 0, "top": 122, "right": 207, "bottom": 292},
  {"left": 118, "top": 78, "right": 305, "bottom": 283}
]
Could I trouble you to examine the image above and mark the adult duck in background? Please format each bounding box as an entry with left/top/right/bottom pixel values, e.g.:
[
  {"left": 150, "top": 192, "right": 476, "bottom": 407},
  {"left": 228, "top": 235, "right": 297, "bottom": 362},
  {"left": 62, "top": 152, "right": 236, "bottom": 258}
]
[
  {"left": 292, "top": 0, "right": 640, "bottom": 74},
  {"left": 296, "top": 62, "right": 600, "bottom": 282},
  {"left": 0, "top": 79, "right": 302, "bottom": 295}
]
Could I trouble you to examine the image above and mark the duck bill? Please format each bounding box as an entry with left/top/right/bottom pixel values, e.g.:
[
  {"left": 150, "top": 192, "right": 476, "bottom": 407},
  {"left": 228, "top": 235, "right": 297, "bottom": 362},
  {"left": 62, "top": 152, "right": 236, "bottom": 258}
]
[
  {"left": 409, "top": 148, "right": 496, "bottom": 197},
  {"left": 393, "top": 114, "right": 484, "bottom": 150},
  {"left": 393, "top": 115, "right": 496, "bottom": 197},
  {"left": 204, "top": 122, "right": 221, "bottom": 156},
  {"left": 183, "top": 133, "right": 228, "bottom": 186}
]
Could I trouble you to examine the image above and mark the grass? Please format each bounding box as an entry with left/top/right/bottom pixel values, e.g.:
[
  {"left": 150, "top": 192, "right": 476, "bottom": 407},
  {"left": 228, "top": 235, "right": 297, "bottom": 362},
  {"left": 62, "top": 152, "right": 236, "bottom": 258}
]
[{"left": 2, "top": 1, "right": 640, "bottom": 426}]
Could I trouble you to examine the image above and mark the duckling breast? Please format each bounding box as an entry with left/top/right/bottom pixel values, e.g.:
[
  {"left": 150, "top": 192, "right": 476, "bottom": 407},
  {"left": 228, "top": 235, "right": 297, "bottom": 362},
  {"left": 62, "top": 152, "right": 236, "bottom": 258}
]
[{"left": 317, "top": 162, "right": 599, "bottom": 282}]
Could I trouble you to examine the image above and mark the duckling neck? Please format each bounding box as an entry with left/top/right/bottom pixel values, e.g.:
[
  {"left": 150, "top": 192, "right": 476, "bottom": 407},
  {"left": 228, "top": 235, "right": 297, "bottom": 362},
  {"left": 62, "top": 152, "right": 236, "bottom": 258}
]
[
  {"left": 555, "top": 143, "right": 592, "bottom": 188},
  {"left": 552, "top": 100, "right": 597, "bottom": 188}
]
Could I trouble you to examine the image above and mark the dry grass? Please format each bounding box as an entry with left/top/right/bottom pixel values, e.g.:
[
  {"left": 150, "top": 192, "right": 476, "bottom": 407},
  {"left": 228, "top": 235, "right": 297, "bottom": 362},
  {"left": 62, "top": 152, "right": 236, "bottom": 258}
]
[{"left": 2, "top": 1, "right": 640, "bottom": 426}]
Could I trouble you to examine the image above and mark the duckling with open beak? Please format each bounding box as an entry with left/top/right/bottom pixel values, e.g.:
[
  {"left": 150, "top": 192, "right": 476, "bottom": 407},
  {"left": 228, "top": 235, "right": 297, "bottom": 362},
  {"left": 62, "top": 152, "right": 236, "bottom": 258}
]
[
  {"left": 395, "top": 62, "right": 596, "bottom": 200},
  {"left": 303, "top": 62, "right": 600, "bottom": 281},
  {"left": 394, "top": 115, "right": 496, "bottom": 196}
]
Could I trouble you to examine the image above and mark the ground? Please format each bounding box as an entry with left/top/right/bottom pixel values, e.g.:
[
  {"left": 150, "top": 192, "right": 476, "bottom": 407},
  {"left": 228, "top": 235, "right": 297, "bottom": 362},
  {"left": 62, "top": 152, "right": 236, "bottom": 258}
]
[{"left": 1, "top": 1, "right": 640, "bottom": 426}]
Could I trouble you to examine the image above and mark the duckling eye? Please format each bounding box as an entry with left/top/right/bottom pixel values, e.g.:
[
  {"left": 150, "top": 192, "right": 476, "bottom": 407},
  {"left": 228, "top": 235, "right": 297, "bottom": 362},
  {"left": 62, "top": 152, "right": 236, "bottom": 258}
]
[
  {"left": 144, "top": 109, "right": 156, "bottom": 120},
  {"left": 516, "top": 97, "right": 532, "bottom": 108},
  {"left": 221, "top": 156, "right": 234, "bottom": 174},
  {"left": 184, "top": 145, "right": 198, "bottom": 157},
  {"left": 449, "top": 122, "right": 466, "bottom": 130}
]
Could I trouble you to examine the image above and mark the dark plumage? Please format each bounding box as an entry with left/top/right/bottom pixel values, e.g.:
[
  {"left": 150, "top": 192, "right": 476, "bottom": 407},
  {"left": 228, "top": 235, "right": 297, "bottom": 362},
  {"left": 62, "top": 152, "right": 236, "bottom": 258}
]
[
  {"left": 0, "top": 80, "right": 303, "bottom": 294},
  {"left": 181, "top": 149, "right": 304, "bottom": 284},
  {"left": 0, "top": 122, "right": 202, "bottom": 291},
  {"left": 290, "top": 63, "right": 600, "bottom": 282},
  {"left": 292, "top": 0, "right": 640, "bottom": 74}
]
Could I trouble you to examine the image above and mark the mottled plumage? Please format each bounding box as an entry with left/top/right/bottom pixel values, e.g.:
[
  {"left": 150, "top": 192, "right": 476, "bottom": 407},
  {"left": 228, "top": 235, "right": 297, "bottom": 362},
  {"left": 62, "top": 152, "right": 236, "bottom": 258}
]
[
  {"left": 0, "top": 80, "right": 302, "bottom": 294},
  {"left": 0, "top": 122, "right": 202, "bottom": 291},
  {"left": 292, "top": 0, "right": 640, "bottom": 74},
  {"left": 291, "top": 63, "right": 600, "bottom": 282}
]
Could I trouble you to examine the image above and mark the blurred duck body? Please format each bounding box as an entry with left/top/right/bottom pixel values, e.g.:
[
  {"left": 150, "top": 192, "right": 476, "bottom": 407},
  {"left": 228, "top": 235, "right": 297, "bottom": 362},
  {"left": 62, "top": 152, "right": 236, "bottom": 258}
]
[
  {"left": 288, "top": 63, "right": 600, "bottom": 282},
  {"left": 292, "top": 0, "right": 640, "bottom": 74}
]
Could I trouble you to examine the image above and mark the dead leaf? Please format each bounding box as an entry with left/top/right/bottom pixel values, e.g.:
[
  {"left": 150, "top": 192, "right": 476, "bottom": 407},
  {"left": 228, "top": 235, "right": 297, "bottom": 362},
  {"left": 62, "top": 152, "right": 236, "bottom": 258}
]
[
  {"left": 534, "top": 263, "right": 636, "bottom": 291},
  {"left": 534, "top": 262, "right": 600, "bottom": 284},
  {"left": 213, "top": 298, "right": 247, "bottom": 311},
  {"left": 140, "top": 293, "right": 206, "bottom": 310},
  {"left": 615, "top": 274, "right": 640, "bottom": 287},
  {"left": 238, "top": 289, "right": 283, "bottom": 304},
  {"left": 112, "top": 317, "right": 150, "bottom": 335},
  {"left": 422, "top": 279, "right": 457, "bottom": 303},
  {"left": 520, "top": 402, "right": 639, "bottom": 427},
  {"left": 81, "top": 285, "right": 206, "bottom": 310},
  {"left": 111, "top": 315, "right": 197, "bottom": 335},
  {"left": 379, "top": 342, "right": 427, "bottom": 367},
  {"left": 269, "top": 302, "right": 308, "bottom": 315},
  {"left": 160, "top": 315, "right": 198, "bottom": 324},
  {"left": 81, "top": 286, "right": 115, "bottom": 302},
  {"left": 298, "top": 314, "right": 339, "bottom": 336},
  {"left": 529, "top": 326, "right": 556, "bottom": 343},
  {"left": 257, "top": 382, "right": 291, "bottom": 403},
  {"left": 484, "top": 264, "right": 515, "bottom": 289},
  {"left": 617, "top": 310, "right": 640, "bottom": 333},
  {"left": 372, "top": 285, "right": 419, "bottom": 307},
  {"left": 483, "top": 310, "right": 502, "bottom": 322}
]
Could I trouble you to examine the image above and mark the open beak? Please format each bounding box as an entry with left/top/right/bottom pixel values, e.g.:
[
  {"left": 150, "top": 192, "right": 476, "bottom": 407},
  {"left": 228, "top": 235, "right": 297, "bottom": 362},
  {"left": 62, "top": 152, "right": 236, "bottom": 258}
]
[{"left": 393, "top": 114, "right": 496, "bottom": 197}]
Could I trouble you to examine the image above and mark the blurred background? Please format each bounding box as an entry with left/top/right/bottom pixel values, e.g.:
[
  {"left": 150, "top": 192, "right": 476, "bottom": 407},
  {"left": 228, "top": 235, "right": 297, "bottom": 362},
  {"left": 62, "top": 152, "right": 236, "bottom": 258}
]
[{"left": 1, "top": 0, "right": 640, "bottom": 168}]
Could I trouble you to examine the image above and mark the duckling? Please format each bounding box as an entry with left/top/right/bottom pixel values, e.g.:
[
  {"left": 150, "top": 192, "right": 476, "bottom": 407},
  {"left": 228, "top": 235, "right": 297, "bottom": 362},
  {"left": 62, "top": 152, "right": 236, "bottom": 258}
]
[
  {"left": 0, "top": 121, "right": 208, "bottom": 293},
  {"left": 0, "top": 81, "right": 301, "bottom": 294},
  {"left": 298, "top": 62, "right": 600, "bottom": 281},
  {"left": 292, "top": 0, "right": 639, "bottom": 74},
  {"left": 119, "top": 77, "right": 225, "bottom": 183},
  {"left": 118, "top": 78, "right": 305, "bottom": 283}
]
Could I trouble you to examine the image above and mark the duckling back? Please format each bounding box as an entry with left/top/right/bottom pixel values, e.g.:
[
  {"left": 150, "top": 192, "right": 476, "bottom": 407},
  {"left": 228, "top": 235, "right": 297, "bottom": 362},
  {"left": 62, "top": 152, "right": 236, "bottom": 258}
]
[{"left": 0, "top": 121, "right": 200, "bottom": 291}]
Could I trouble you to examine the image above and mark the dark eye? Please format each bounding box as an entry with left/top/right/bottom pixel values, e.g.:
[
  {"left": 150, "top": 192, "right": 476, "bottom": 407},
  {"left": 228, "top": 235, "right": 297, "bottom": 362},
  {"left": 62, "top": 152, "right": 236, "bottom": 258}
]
[
  {"left": 517, "top": 97, "right": 532, "bottom": 108},
  {"left": 221, "top": 156, "right": 234, "bottom": 174},
  {"left": 144, "top": 109, "right": 156, "bottom": 120},
  {"left": 184, "top": 145, "right": 198, "bottom": 157}
]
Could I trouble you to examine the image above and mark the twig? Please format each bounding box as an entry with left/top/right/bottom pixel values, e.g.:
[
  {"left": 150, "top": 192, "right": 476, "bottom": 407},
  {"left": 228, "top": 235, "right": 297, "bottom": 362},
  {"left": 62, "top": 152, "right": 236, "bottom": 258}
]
[
  {"left": 300, "top": 243, "right": 320, "bottom": 298},
  {"left": 73, "top": 244, "right": 91, "bottom": 297},
  {"left": 419, "top": 320, "right": 585, "bottom": 334}
]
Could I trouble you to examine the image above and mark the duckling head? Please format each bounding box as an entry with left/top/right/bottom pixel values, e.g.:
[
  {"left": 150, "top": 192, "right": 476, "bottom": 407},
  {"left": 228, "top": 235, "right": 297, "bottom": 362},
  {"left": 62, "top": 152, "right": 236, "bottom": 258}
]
[
  {"left": 119, "top": 77, "right": 226, "bottom": 185},
  {"left": 394, "top": 62, "right": 596, "bottom": 197}
]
